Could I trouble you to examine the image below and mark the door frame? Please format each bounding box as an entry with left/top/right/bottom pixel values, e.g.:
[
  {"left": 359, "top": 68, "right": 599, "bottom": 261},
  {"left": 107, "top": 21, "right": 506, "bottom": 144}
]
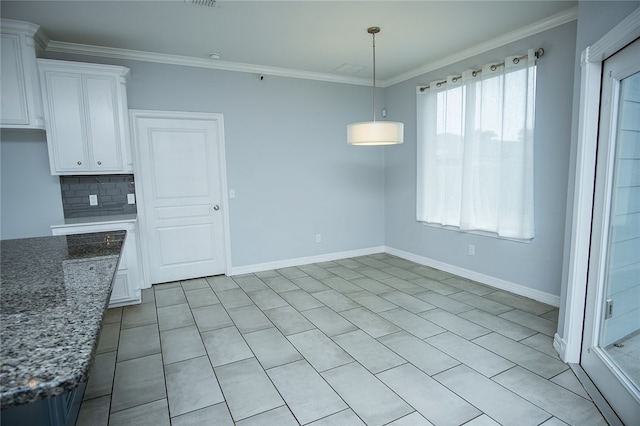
[
  {"left": 129, "top": 109, "right": 232, "bottom": 287},
  {"left": 556, "top": 6, "right": 639, "bottom": 365}
]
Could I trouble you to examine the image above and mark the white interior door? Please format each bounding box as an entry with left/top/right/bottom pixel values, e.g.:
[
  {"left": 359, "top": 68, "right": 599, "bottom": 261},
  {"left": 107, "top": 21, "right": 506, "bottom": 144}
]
[
  {"left": 582, "top": 38, "right": 640, "bottom": 426},
  {"left": 131, "top": 110, "right": 228, "bottom": 284}
]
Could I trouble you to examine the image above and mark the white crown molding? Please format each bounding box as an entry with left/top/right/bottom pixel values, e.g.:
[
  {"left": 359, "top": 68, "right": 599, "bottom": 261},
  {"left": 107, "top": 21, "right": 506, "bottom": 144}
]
[
  {"left": 587, "top": 6, "right": 640, "bottom": 63},
  {"left": 45, "top": 41, "right": 373, "bottom": 86},
  {"left": 44, "top": 6, "right": 577, "bottom": 87},
  {"left": 384, "top": 6, "right": 578, "bottom": 87}
]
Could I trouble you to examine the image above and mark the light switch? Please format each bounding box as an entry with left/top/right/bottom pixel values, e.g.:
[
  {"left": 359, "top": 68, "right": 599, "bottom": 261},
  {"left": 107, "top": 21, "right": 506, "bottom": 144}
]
[
  {"left": 89, "top": 195, "right": 98, "bottom": 206},
  {"left": 127, "top": 193, "right": 136, "bottom": 204},
  {"left": 229, "top": 189, "right": 236, "bottom": 199}
]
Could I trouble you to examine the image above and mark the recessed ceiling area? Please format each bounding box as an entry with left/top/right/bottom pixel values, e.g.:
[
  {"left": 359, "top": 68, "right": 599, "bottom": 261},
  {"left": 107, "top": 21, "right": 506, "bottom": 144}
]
[{"left": 0, "top": 1, "right": 577, "bottom": 85}]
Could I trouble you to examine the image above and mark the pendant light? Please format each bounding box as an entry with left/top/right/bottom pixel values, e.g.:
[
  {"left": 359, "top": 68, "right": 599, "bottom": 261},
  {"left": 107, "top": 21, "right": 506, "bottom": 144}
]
[{"left": 347, "top": 26, "right": 404, "bottom": 146}]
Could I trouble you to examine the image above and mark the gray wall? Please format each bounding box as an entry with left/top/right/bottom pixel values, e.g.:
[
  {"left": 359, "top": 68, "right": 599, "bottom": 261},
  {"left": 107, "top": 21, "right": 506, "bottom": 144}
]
[
  {"left": 0, "top": 129, "right": 64, "bottom": 239},
  {"left": 383, "top": 21, "right": 578, "bottom": 299},
  {"left": 557, "top": 1, "right": 640, "bottom": 335},
  {"left": 4, "top": 53, "right": 387, "bottom": 267}
]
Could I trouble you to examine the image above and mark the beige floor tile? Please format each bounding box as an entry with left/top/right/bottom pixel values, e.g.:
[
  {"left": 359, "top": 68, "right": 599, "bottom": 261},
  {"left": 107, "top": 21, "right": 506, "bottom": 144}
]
[
  {"left": 184, "top": 287, "right": 219, "bottom": 308},
  {"left": 108, "top": 399, "right": 170, "bottom": 426},
  {"left": 243, "top": 327, "right": 302, "bottom": 369},
  {"left": 160, "top": 325, "right": 206, "bottom": 365},
  {"left": 322, "top": 362, "right": 412, "bottom": 426},
  {"left": 333, "top": 330, "right": 405, "bottom": 374},
  {"left": 154, "top": 287, "right": 187, "bottom": 308},
  {"left": 473, "top": 333, "right": 568, "bottom": 379},
  {"left": 96, "top": 321, "right": 120, "bottom": 354},
  {"left": 84, "top": 351, "right": 116, "bottom": 400},
  {"left": 280, "top": 289, "right": 324, "bottom": 311},
  {"left": 386, "top": 411, "right": 434, "bottom": 426},
  {"left": 420, "top": 308, "right": 490, "bottom": 340},
  {"left": 378, "top": 363, "right": 481, "bottom": 425},
  {"left": 378, "top": 331, "right": 459, "bottom": 376},
  {"left": 191, "top": 304, "right": 234, "bottom": 332},
  {"left": 171, "top": 403, "right": 234, "bottom": 426},
  {"left": 165, "top": 356, "right": 224, "bottom": 417},
  {"left": 379, "top": 308, "right": 445, "bottom": 339},
  {"left": 111, "top": 353, "right": 166, "bottom": 413},
  {"left": 381, "top": 291, "right": 436, "bottom": 313},
  {"left": 458, "top": 308, "right": 537, "bottom": 341},
  {"left": 263, "top": 305, "right": 315, "bottom": 335},
  {"left": 157, "top": 303, "right": 194, "bottom": 331},
  {"left": 236, "top": 406, "right": 298, "bottom": 426},
  {"left": 263, "top": 275, "right": 300, "bottom": 293},
  {"left": 494, "top": 366, "right": 607, "bottom": 425},
  {"left": 121, "top": 302, "right": 157, "bottom": 329},
  {"left": 76, "top": 395, "right": 110, "bottom": 426},
  {"left": 425, "top": 332, "right": 514, "bottom": 377},
  {"left": 307, "top": 409, "right": 365, "bottom": 426},
  {"left": 340, "top": 307, "right": 401, "bottom": 338},
  {"left": 302, "top": 306, "right": 357, "bottom": 336},
  {"left": 434, "top": 364, "right": 551, "bottom": 426},
  {"left": 267, "top": 360, "right": 347, "bottom": 424},
  {"left": 312, "top": 289, "right": 361, "bottom": 312},
  {"left": 201, "top": 326, "right": 253, "bottom": 367},
  {"left": 117, "top": 323, "right": 161, "bottom": 362},
  {"left": 227, "top": 304, "right": 272, "bottom": 334},
  {"left": 287, "top": 329, "right": 353, "bottom": 372},
  {"left": 215, "top": 358, "right": 285, "bottom": 421},
  {"left": 80, "top": 255, "right": 611, "bottom": 426},
  {"left": 499, "top": 309, "right": 557, "bottom": 337},
  {"left": 247, "top": 288, "right": 289, "bottom": 310}
]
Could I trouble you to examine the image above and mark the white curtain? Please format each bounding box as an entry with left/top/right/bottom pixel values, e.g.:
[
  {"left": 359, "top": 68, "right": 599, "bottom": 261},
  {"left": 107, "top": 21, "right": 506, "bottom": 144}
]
[{"left": 417, "top": 49, "right": 536, "bottom": 239}]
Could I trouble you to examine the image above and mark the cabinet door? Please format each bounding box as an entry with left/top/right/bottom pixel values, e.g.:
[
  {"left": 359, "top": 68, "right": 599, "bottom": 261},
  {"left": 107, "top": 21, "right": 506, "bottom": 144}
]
[
  {"left": 0, "top": 34, "right": 29, "bottom": 126},
  {"left": 84, "top": 76, "right": 123, "bottom": 170},
  {"left": 109, "top": 273, "right": 132, "bottom": 306},
  {"left": 44, "top": 72, "right": 87, "bottom": 172}
]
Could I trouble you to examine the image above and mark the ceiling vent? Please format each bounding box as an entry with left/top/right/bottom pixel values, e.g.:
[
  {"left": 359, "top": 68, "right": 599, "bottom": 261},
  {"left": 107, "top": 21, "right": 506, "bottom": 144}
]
[{"left": 185, "top": 0, "right": 216, "bottom": 7}]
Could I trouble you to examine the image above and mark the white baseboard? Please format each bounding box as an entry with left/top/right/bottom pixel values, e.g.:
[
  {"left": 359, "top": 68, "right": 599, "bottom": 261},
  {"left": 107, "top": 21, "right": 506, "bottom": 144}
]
[
  {"left": 554, "top": 333, "right": 568, "bottom": 361},
  {"left": 230, "top": 246, "right": 386, "bottom": 276},
  {"left": 231, "top": 245, "right": 560, "bottom": 307},
  {"left": 385, "top": 246, "right": 561, "bottom": 307}
]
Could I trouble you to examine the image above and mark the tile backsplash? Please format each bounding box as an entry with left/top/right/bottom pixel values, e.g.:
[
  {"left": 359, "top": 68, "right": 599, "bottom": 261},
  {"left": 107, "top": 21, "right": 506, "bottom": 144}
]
[{"left": 60, "top": 175, "right": 137, "bottom": 218}]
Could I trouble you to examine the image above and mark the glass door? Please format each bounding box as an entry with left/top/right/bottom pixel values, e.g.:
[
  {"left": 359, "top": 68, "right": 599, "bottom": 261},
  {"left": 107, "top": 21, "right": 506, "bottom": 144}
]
[{"left": 582, "top": 38, "right": 640, "bottom": 425}]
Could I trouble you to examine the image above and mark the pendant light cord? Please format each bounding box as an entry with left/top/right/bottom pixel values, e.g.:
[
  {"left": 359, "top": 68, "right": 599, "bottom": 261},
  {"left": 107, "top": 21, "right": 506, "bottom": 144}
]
[{"left": 372, "top": 30, "right": 376, "bottom": 122}]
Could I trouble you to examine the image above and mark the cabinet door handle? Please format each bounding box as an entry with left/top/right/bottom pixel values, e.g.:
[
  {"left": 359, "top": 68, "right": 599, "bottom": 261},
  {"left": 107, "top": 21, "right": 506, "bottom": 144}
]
[
  {"left": 213, "top": 205, "right": 220, "bottom": 211},
  {"left": 77, "top": 161, "right": 82, "bottom": 165},
  {"left": 97, "top": 161, "right": 102, "bottom": 165}
]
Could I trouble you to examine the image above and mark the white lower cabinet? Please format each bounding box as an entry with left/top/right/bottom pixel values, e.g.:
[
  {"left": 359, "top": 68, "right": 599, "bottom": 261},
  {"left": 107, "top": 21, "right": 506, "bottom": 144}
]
[{"left": 51, "top": 219, "right": 142, "bottom": 307}]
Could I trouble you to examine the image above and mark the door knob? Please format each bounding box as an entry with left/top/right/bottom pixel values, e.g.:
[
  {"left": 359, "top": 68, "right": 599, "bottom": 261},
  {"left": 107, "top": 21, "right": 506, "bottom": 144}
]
[{"left": 213, "top": 205, "right": 220, "bottom": 211}]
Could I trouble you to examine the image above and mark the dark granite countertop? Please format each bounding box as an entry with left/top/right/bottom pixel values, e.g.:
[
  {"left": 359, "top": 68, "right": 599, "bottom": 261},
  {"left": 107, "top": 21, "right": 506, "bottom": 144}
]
[{"left": 0, "top": 231, "right": 126, "bottom": 408}]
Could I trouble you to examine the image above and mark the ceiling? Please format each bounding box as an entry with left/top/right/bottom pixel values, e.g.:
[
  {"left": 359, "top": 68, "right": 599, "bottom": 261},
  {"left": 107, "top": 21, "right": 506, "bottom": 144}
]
[{"left": 1, "top": 1, "right": 577, "bottom": 86}]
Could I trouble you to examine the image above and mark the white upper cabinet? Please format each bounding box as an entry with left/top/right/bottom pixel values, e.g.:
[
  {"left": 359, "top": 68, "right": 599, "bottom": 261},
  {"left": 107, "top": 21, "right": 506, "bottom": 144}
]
[
  {"left": 38, "top": 59, "right": 132, "bottom": 175},
  {"left": 0, "top": 19, "right": 46, "bottom": 129}
]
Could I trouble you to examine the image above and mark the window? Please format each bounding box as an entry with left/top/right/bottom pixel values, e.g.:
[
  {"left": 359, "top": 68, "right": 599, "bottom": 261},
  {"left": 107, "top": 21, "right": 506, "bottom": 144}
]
[{"left": 416, "top": 49, "right": 538, "bottom": 240}]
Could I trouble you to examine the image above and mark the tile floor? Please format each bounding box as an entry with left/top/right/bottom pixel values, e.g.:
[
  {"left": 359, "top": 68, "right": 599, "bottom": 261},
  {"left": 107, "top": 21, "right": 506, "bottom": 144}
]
[{"left": 76, "top": 254, "right": 609, "bottom": 426}]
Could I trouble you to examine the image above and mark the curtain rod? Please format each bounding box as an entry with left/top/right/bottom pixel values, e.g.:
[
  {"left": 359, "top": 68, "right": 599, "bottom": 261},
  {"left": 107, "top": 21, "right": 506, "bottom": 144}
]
[{"left": 419, "top": 48, "right": 544, "bottom": 92}]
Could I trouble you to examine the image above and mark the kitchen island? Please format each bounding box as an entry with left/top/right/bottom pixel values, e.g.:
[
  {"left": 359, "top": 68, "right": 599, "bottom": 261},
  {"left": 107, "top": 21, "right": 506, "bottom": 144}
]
[{"left": 0, "top": 231, "right": 126, "bottom": 425}]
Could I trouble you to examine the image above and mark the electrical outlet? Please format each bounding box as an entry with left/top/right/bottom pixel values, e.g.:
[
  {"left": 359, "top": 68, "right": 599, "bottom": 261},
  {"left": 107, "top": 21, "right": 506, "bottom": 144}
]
[
  {"left": 468, "top": 244, "right": 476, "bottom": 256},
  {"left": 127, "top": 193, "right": 136, "bottom": 204},
  {"left": 89, "top": 194, "right": 98, "bottom": 206},
  {"left": 315, "top": 234, "right": 322, "bottom": 243}
]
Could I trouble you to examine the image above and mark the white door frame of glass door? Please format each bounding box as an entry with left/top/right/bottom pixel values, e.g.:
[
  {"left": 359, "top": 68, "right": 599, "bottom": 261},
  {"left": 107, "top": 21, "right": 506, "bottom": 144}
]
[
  {"left": 557, "top": 6, "right": 640, "bottom": 425},
  {"left": 581, "top": 37, "right": 640, "bottom": 426}
]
